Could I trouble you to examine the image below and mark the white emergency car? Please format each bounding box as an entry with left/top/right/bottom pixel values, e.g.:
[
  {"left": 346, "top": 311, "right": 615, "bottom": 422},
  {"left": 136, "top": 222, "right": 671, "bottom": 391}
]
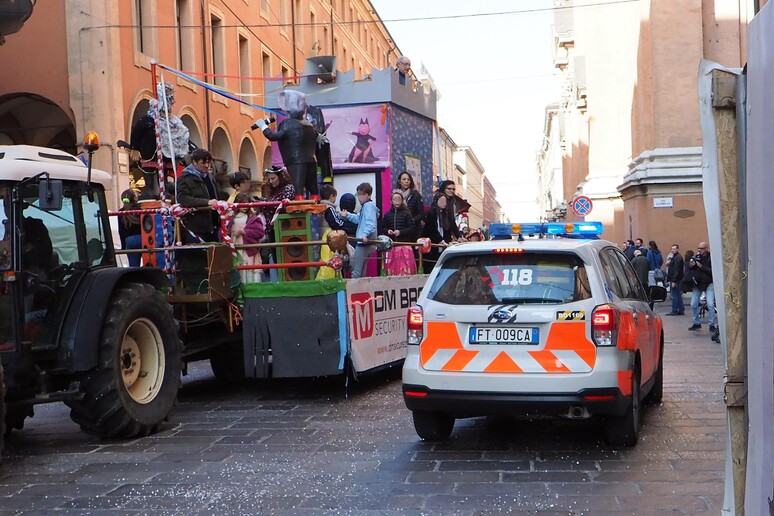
[{"left": 402, "top": 222, "right": 667, "bottom": 446}]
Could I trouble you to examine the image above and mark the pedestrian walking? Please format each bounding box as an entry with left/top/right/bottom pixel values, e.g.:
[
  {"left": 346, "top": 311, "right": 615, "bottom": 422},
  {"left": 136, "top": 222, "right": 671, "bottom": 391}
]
[
  {"left": 665, "top": 243, "right": 685, "bottom": 315},
  {"left": 646, "top": 240, "right": 664, "bottom": 286},
  {"left": 688, "top": 242, "right": 716, "bottom": 332},
  {"left": 630, "top": 248, "right": 650, "bottom": 288}
]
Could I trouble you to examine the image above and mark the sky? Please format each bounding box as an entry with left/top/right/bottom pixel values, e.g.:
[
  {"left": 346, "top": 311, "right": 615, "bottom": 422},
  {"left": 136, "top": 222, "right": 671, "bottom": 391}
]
[{"left": 368, "top": 0, "right": 561, "bottom": 222}]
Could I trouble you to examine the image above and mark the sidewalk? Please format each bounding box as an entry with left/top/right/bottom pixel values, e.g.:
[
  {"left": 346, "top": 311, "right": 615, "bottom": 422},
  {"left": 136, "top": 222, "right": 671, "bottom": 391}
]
[{"left": 628, "top": 294, "right": 726, "bottom": 512}]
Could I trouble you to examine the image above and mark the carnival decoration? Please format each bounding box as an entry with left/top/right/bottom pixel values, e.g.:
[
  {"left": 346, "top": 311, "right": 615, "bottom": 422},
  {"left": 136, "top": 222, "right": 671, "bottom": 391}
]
[{"left": 416, "top": 237, "right": 431, "bottom": 254}]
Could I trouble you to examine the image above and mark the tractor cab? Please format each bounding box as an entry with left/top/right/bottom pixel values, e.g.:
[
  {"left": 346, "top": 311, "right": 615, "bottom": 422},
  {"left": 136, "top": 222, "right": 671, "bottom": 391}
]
[{"left": 0, "top": 145, "right": 115, "bottom": 355}]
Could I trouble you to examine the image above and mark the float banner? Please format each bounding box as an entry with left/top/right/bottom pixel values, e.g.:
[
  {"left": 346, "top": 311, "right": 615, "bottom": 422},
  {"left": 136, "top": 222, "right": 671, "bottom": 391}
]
[
  {"left": 346, "top": 275, "right": 428, "bottom": 373},
  {"left": 243, "top": 286, "right": 344, "bottom": 378}
]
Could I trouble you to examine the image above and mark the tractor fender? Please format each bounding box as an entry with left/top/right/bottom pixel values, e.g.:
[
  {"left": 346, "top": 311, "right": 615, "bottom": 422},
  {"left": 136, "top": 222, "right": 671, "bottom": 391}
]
[{"left": 57, "top": 267, "right": 169, "bottom": 372}]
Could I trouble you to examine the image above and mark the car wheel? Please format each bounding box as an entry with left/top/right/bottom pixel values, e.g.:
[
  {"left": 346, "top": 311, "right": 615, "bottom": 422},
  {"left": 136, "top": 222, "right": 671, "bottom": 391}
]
[
  {"left": 605, "top": 368, "right": 641, "bottom": 446},
  {"left": 644, "top": 341, "right": 663, "bottom": 404},
  {"left": 412, "top": 410, "right": 454, "bottom": 441}
]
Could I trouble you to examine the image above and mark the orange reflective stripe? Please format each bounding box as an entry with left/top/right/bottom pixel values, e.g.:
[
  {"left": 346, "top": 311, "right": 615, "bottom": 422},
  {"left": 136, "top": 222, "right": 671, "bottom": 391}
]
[
  {"left": 441, "top": 349, "right": 478, "bottom": 371},
  {"left": 617, "top": 370, "right": 633, "bottom": 396},
  {"left": 484, "top": 351, "right": 524, "bottom": 373},
  {"left": 543, "top": 321, "right": 596, "bottom": 368},
  {"left": 420, "top": 321, "right": 463, "bottom": 364},
  {"left": 617, "top": 312, "right": 637, "bottom": 350},
  {"left": 528, "top": 350, "right": 571, "bottom": 372}
]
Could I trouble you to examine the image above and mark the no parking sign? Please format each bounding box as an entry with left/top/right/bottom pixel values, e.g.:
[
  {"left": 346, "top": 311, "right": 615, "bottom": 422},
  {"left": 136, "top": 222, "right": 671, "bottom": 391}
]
[{"left": 571, "top": 195, "right": 593, "bottom": 217}]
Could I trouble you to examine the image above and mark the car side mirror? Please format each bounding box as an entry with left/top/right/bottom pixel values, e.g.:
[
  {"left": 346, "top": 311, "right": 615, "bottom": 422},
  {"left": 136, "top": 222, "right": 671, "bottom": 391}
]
[
  {"left": 648, "top": 285, "right": 667, "bottom": 303},
  {"left": 38, "top": 179, "right": 63, "bottom": 211}
]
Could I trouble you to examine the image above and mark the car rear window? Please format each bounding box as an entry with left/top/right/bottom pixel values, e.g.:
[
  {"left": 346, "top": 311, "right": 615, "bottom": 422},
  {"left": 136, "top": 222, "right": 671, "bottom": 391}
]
[{"left": 427, "top": 252, "right": 592, "bottom": 305}]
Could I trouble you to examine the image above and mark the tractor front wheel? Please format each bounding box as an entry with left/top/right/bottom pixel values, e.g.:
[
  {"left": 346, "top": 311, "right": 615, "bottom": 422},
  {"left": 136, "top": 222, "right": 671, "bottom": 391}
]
[{"left": 66, "top": 283, "right": 181, "bottom": 438}]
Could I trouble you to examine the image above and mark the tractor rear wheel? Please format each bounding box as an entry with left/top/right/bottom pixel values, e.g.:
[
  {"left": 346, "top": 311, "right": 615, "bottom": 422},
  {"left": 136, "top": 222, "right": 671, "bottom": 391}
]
[{"left": 66, "top": 283, "right": 181, "bottom": 438}]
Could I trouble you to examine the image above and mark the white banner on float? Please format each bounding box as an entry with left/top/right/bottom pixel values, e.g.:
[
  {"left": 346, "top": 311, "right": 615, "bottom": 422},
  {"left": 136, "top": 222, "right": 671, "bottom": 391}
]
[{"left": 346, "top": 275, "right": 428, "bottom": 373}]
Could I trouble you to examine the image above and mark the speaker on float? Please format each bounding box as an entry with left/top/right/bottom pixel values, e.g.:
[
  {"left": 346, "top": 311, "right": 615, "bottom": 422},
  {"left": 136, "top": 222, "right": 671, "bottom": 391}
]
[
  {"left": 138, "top": 199, "right": 162, "bottom": 267},
  {"left": 274, "top": 212, "right": 312, "bottom": 281},
  {"left": 303, "top": 56, "right": 337, "bottom": 84}
]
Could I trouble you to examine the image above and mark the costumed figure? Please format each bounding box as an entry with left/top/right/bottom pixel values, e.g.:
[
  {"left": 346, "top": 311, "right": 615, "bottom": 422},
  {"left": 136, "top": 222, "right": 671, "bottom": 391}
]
[
  {"left": 346, "top": 118, "right": 377, "bottom": 163},
  {"left": 255, "top": 165, "right": 296, "bottom": 267},
  {"left": 305, "top": 105, "right": 334, "bottom": 183},
  {"left": 130, "top": 83, "right": 190, "bottom": 200},
  {"left": 253, "top": 90, "right": 320, "bottom": 199}
]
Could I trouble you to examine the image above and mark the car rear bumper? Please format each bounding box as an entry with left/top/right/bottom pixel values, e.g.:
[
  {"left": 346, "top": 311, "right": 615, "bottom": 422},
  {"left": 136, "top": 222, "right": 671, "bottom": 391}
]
[{"left": 402, "top": 384, "right": 629, "bottom": 417}]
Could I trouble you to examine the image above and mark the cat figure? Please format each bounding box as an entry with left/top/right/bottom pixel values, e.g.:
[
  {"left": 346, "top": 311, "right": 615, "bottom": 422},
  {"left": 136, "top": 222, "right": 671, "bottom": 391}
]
[{"left": 346, "top": 117, "right": 377, "bottom": 163}]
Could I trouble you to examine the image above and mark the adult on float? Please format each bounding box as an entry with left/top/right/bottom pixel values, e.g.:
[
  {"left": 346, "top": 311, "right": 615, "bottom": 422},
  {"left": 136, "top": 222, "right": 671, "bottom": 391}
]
[
  {"left": 421, "top": 192, "right": 461, "bottom": 271},
  {"left": 252, "top": 90, "right": 320, "bottom": 200},
  {"left": 256, "top": 165, "right": 296, "bottom": 269},
  {"left": 396, "top": 172, "right": 425, "bottom": 231}
]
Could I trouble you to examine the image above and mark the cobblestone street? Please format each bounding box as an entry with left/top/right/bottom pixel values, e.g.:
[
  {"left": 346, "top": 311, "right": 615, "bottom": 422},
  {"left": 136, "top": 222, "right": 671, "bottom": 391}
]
[{"left": 0, "top": 302, "right": 726, "bottom": 515}]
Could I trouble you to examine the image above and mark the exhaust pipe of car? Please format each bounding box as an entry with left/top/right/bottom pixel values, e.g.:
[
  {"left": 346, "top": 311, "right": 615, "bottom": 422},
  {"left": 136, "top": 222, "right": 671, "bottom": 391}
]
[{"left": 563, "top": 406, "right": 591, "bottom": 419}]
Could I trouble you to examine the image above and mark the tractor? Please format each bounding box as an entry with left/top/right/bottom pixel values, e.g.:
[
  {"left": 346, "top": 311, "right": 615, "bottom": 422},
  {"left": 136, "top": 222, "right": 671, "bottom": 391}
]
[{"left": 0, "top": 136, "right": 181, "bottom": 464}]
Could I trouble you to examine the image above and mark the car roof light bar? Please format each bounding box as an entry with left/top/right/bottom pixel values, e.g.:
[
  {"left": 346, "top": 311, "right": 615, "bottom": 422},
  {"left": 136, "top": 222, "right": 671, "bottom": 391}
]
[{"left": 489, "top": 221, "right": 604, "bottom": 239}]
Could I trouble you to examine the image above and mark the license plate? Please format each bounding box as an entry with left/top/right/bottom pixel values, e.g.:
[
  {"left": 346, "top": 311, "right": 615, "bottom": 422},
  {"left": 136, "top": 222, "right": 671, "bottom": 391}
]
[{"left": 469, "top": 327, "right": 539, "bottom": 344}]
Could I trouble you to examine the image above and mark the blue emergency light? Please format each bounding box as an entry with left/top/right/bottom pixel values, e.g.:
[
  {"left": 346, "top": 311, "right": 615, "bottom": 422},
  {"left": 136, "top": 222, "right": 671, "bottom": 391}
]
[{"left": 489, "top": 221, "right": 604, "bottom": 240}]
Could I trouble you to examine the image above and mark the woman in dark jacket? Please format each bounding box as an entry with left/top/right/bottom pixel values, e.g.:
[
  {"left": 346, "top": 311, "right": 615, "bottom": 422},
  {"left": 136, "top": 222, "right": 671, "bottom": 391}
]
[
  {"left": 421, "top": 193, "right": 460, "bottom": 270},
  {"left": 396, "top": 172, "right": 424, "bottom": 230}
]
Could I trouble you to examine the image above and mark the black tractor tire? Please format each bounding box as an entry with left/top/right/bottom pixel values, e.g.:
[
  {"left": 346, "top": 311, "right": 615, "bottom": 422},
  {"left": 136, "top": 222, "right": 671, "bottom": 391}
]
[
  {"left": 66, "top": 283, "right": 181, "bottom": 438},
  {"left": 605, "top": 367, "right": 641, "bottom": 446},
  {"left": 412, "top": 410, "right": 455, "bottom": 441},
  {"left": 209, "top": 340, "right": 246, "bottom": 384},
  {"left": 4, "top": 405, "right": 33, "bottom": 432},
  {"left": 644, "top": 340, "right": 664, "bottom": 405},
  {"left": 1, "top": 362, "right": 5, "bottom": 465}
]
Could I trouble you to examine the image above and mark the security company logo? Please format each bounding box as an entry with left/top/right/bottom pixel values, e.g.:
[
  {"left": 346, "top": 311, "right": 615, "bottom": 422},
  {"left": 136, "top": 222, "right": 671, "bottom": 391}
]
[
  {"left": 351, "top": 292, "right": 375, "bottom": 339},
  {"left": 556, "top": 310, "right": 586, "bottom": 321}
]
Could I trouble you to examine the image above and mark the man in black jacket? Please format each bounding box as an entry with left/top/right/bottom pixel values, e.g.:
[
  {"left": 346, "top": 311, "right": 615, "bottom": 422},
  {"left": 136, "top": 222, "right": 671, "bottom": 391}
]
[
  {"left": 176, "top": 148, "right": 221, "bottom": 292},
  {"left": 688, "top": 241, "right": 715, "bottom": 332},
  {"left": 665, "top": 243, "right": 685, "bottom": 315}
]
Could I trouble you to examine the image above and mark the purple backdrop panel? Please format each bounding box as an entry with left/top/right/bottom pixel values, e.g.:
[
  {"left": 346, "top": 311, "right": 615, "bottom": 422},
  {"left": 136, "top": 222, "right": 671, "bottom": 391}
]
[{"left": 324, "top": 104, "right": 391, "bottom": 169}]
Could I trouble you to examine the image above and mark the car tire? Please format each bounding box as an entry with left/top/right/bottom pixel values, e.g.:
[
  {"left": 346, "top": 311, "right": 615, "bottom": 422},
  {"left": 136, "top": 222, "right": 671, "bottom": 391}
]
[
  {"left": 66, "top": 283, "right": 181, "bottom": 438},
  {"left": 412, "top": 410, "right": 455, "bottom": 441},
  {"left": 605, "top": 368, "right": 641, "bottom": 446},
  {"left": 644, "top": 341, "right": 663, "bottom": 404}
]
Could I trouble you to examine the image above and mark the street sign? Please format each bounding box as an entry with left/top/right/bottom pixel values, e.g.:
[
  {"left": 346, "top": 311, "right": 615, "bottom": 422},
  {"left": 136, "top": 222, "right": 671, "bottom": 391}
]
[{"left": 571, "top": 195, "right": 593, "bottom": 217}]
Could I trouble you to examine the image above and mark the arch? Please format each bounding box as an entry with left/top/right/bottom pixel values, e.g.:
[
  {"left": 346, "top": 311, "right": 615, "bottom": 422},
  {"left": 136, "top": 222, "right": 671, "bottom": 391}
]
[
  {"left": 210, "top": 125, "right": 233, "bottom": 183},
  {"left": 0, "top": 93, "right": 76, "bottom": 151},
  {"left": 180, "top": 113, "right": 202, "bottom": 150},
  {"left": 261, "top": 145, "right": 273, "bottom": 180},
  {"left": 237, "top": 137, "right": 258, "bottom": 181}
]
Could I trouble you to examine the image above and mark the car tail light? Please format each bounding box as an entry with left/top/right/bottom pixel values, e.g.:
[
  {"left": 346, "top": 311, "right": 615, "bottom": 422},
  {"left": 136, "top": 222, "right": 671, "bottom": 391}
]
[
  {"left": 591, "top": 304, "right": 620, "bottom": 346},
  {"left": 407, "top": 306, "right": 424, "bottom": 345}
]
